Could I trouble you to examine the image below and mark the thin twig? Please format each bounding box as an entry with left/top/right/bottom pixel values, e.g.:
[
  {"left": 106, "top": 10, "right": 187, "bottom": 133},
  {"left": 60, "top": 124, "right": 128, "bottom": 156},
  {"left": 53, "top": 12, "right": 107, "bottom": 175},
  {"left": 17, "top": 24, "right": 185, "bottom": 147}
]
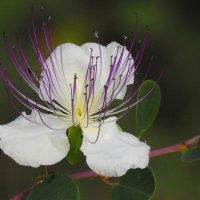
[
  {"left": 149, "top": 134, "right": 200, "bottom": 157},
  {"left": 10, "top": 186, "right": 32, "bottom": 200}
]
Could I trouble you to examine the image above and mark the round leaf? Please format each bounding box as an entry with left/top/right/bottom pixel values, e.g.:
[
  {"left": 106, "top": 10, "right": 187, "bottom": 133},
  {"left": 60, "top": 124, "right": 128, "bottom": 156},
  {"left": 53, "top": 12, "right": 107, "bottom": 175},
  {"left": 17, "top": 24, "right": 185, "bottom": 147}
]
[
  {"left": 136, "top": 80, "right": 161, "bottom": 137},
  {"left": 110, "top": 167, "right": 156, "bottom": 200},
  {"left": 66, "top": 126, "right": 83, "bottom": 165},
  {"left": 26, "top": 174, "right": 79, "bottom": 200}
]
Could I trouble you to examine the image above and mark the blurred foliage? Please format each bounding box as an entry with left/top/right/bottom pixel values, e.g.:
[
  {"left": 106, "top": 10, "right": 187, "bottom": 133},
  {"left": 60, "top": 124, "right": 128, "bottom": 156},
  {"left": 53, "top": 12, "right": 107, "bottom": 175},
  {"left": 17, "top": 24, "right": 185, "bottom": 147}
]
[{"left": 0, "top": 0, "right": 200, "bottom": 200}]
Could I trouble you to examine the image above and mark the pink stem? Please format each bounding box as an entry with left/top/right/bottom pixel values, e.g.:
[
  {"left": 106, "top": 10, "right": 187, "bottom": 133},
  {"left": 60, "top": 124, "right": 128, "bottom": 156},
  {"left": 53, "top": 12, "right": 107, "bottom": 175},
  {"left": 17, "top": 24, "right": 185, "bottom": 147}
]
[
  {"left": 150, "top": 143, "right": 182, "bottom": 157},
  {"left": 150, "top": 134, "right": 200, "bottom": 157},
  {"left": 10, "top": 187, "right": 32, "bottom": 200},
  {"left": 70, "top": 170, "right": 97, "bottom": 179},
  {"left": 10, "top": 134, "right": 200, "bottom": 200}
]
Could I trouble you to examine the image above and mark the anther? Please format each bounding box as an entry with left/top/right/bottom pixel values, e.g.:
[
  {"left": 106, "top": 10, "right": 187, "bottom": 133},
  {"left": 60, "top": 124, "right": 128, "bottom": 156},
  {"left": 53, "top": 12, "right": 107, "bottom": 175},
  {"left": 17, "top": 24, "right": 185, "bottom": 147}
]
[
  {"left": 27, "top": 68, "right": 33, "bottom": 75},
  {"left": 123, "top": 35, "right": 128, "bottom": 40},
  {"left": 93, "top": 31, "right": 99, "bottom": 39},
  {"left": 48, "top": 16, "right": 52, "bottom": 21},
  {"left": 74, "top": 73, "right": 77, "bottom": 79},
  {"left": 104, "top": 85, "right": 108, "bottom": 90}
]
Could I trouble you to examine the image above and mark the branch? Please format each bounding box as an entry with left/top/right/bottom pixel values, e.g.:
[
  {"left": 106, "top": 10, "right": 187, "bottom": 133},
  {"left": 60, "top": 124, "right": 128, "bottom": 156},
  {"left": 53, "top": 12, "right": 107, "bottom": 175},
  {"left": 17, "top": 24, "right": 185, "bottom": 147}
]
[
  {"left": 149, "top": 134, "right": 200, "bottom": 157},
  {"left": 10, "top": 134, "right": 200, "bottom": 200},
  {"left": 70, "top": 170, "right": 97, "bottom": 179},
  {"left": 10, "top": 186, "right": 32, "bottom": 200}
]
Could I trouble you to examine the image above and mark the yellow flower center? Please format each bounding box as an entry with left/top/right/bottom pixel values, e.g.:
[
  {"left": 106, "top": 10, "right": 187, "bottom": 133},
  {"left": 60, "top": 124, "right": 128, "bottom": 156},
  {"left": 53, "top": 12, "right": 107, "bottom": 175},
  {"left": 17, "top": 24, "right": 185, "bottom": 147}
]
[
  {"left": 75, "top": 107, "right": 84, "bottom": 123},
  {"left": 77, "top": 107, "right": 82, "bottom": 117}
]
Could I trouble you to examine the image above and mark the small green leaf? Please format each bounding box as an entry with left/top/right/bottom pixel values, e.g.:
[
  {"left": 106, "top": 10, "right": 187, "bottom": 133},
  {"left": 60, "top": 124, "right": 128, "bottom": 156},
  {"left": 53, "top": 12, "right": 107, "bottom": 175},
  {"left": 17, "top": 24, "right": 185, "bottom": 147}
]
[
  {"left": 110, "top": 167, "right": 156, "bottom": 200},
  {"left": 66, "top": 126, "right": 83, "bottom": 165},
  {"left": 136, "top": 80, "right": 161, "bottom": 137},
  {"left": 181, "top": 146, "right": 200, "bottom": 162},
  {"left": 26, "top": 174, "right": 79, "bottom": 200}
]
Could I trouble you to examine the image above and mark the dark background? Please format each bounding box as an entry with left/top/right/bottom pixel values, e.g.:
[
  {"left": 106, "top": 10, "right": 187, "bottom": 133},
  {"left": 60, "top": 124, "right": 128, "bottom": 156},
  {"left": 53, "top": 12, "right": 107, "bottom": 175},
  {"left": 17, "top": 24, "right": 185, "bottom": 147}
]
[{"left": 0, "top": 0, "right": 200, "bottom": 199}]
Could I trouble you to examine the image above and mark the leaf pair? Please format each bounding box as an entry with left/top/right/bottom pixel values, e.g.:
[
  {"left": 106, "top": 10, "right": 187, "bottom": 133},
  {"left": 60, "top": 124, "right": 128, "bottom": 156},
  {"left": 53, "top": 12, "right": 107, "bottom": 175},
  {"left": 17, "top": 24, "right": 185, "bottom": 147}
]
[{"left": 26, "top": 168, "right": 156, "bottom": 200}]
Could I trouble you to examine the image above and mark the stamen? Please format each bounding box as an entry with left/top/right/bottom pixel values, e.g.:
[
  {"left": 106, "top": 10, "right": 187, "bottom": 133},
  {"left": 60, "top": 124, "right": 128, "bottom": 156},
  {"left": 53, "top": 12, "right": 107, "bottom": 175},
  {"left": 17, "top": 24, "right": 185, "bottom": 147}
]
[{"left": 70, "top": 84, "right": 75, "bottom": 125}]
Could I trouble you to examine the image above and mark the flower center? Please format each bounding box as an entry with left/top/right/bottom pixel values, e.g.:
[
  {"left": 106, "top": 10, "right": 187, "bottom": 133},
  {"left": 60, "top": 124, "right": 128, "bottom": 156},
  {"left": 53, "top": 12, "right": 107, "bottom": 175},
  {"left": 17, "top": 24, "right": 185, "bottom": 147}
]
[
  {"left": 75, "top": 106, "right": 84, "bottom": 123},
  {"left": 77, "top": 107, "right": 82, "bottom": 117}
]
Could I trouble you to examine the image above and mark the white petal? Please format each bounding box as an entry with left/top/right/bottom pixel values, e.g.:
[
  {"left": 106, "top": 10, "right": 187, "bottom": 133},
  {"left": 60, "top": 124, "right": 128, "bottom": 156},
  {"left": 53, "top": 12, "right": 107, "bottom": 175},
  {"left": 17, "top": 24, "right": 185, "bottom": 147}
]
[
  {"left": 39, "top": 43, "right": 110, "bottom": 106},
  {"left": 81, "top": 42, "right": 110, "bottom": 87},
  {"left": 0, "top": 110, "right": 70, "bottom": 167},
  {"left": 81, "top": 117, "right": 150, "bottom": 177},
  {"left": 39, "top": 43, "right": 86, "bottom": 107}
]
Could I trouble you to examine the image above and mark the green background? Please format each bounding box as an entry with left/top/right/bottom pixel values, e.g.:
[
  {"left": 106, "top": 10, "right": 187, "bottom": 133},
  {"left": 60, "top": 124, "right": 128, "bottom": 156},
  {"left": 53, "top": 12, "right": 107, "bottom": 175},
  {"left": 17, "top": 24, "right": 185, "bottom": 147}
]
[{"left": 0, "top": 0, "right": 200, "bottom": 199}]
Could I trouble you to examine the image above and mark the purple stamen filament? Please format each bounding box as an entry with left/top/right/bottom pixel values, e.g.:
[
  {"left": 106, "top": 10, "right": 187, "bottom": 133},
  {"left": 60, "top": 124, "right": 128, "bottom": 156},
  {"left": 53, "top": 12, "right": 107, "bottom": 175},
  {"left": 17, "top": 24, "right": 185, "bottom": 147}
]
[{"left": 0, "top": 16, "right": 156, "bottom": 141}]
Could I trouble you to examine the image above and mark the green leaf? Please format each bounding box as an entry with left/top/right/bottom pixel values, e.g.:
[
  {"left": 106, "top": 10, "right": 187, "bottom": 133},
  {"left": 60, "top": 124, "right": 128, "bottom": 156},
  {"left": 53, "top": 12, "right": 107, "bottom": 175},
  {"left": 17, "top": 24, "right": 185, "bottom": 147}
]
[
  {"left": 66, "top": 126, "right": 83, "bottom": 165},
  {"left": 26, "top": 174, "right": 79, "bottom": 200},
  {"left": 136, "top": 80, "right": 161, "bottom": 137},
  {"left": 110, "top": 167, "right": 156, "bottom": 200},
  {"left": 181, "top": 145, "right": 200, "bottom": 162}
]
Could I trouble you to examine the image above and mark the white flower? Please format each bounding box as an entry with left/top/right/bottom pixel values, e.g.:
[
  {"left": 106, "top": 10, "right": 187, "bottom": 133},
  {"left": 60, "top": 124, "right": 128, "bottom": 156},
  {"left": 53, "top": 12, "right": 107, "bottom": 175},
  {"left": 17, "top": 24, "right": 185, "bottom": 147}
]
[{"left": 0, "top": 28, "right": 150, "bottom": 177}]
